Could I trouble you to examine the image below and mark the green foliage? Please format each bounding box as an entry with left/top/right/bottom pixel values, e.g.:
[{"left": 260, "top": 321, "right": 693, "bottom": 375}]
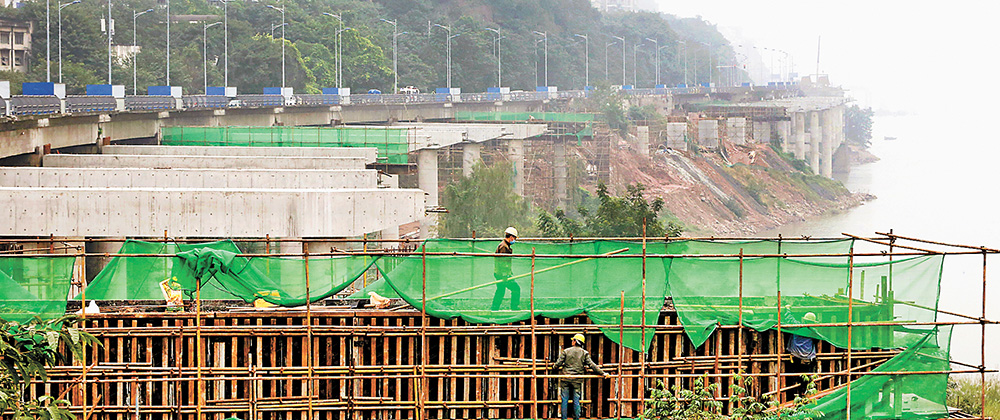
[
  {"left": 589, "top": 82, "right": 629, "bottom": 134},
  {"left": 438, "top": 162, "right": 532, "bottom": 238},
  {"left": 844, "top": 104, "right": 874, "bottom": 148},
  {"left": 723, "top": 198, "right": 745, "bottom": 218},
  {"left": 0, "top": 0, "right": 737, "bottom": 97},
  {"left": 0, "top": 315, "right": 100, "bottom": 420},
  {"left": 536, "top": 183, "right": 682, "bottom": 238},
  {"left": 643, "top": 372, "right": 818, "bottom": 420},
  {"left": 947, "top": 376, "right": 1000, "bottom": 419},
  {"left": 628, "top": 104, "right": 663, "bottom": 123}
]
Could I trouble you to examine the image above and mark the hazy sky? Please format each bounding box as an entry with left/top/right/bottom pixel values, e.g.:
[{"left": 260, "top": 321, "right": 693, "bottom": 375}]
[{"left": 653, "top": 1, "right": 1000, "bottom": 112}]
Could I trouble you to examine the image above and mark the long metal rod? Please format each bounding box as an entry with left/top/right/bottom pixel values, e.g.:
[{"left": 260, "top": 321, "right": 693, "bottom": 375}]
[
  {"left": 846, "top": 246, "right": 855, "bottom": 420},
  {"left": 419, "top": 242, "right": 427, "bottom": 420},
  {"left": 530, "top": 248, "right": 537, "bottom": 419},
  {"left": 304, "top": 240, "right": 314, "bottom": 420}
]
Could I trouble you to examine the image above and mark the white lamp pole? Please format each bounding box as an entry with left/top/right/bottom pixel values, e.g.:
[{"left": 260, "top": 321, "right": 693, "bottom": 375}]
[
  {"left": 432, "top": 24, "right": 458, "bottom": 89},
  {"left": 58, "top": 0, "right": 80, "bottom": 83},
  {"left": 322, "top": 12, "right": 342, "bottom": 87},
  {"left": 203, "top": 21, "right": 221, "bottom": 93},
  {"left": 485, "top": 27, "right": 501, "bottom": 88},
  {"left": 605, "top": 40, "right": 617, "bottom": 81},
  {"left": 573, "top": 33, "right": 588, "bottom": 88},
  {"left": 166, "top": 0, "right": 170, "bottom": 85},
  {"left": 265, "top": 4, "right": 285, "bottom": 90},
  {"left": 610, "top": 35, "right": 624, "bottom": 86},
  {"left": 132, "top": 8, "right": 152, "bottom": 95},
  {"left": 645, "top": 37, "right": 658, "bottom": 86},
  {"left": 379, "top": 18, "right": 397, "bottom": 94},
  {"left": 532, "top": 31, "right": 547, "bottom": 87},
  {"left": 106, "top": 0, "right": 111, "bottom": 84},
  {"left": 46, "top": 0, "right": 50, "bottom": 81}
]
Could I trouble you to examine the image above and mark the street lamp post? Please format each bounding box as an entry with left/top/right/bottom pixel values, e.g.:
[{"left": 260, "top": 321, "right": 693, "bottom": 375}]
[
  {"left": 222, "top": 0, "right": 228, "bottom": 87},
  {"left": 677, "top": 40, "right": 687, "bottom": 86},
  {"left": 574, "top": 33, "right": 588, "bottom": 88},
  {"left": 645, "top": 37, "right": 658, "bottom": 86},
  {"left": 322, "top": 13, "right": 342, "bottom": 87},
  {"left": 610, "top": 35, "right": 625, "bottom": 86},
  {"left": 132, "top": 8, "right": 152, "bottom": 95},
  {"left": 203, "top": 21, "right": 221, "bottom": 93},
  {"left": 532, "top": 31, "right": 547, "bottom": 87},
  {"left": 432, "top": 23, "right": 459, "bottom": 89},
  {"left": 166, "top": 0, "right": 170, "bottom": 85},
  {"left": 106, "top": 0, "right": 111, "bottom": 84},
  {"left": 57, "top": 0, "right": 80, "bottom": 83},
  {"left": 379, "top": 18, "right": 397, "bottom": 94},
  {"left": 270, "top": 22, "right": 286, "bottom": 38},
  {"left": 605, "top": 40, "right": 617, "bottom": 81},
  {"left": 632, "top": 44, "right": 639, "bottom": 87},
  {"left": 485, "top": 27, "right": 502, "bottom": 88},
  {"left": 265, "top": 4, "right": 285, "bottom": 90},
  {"left": 335, "top": 26, "right": 353, "bottom": 87},
  {"left": 46, "top": 0, "right": 50, "bottom": 81}
]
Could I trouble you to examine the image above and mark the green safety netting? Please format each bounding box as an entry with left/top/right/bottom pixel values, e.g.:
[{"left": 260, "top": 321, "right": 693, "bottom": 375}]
[
  {"left": 0, "top": 257, "right": 75, "bottom": 322},
  {"left": 796, "top": 326, "right": 952, "bottom": 420},
  {"left": 667, "top": 254, "right": 943, "bottom": 349},
  {"left": 79, "top": 240, "right": 376, "bottom": 306},
  {"left": 161, "top": 126, "right": 412, "bottom": 164},
  {"left": 453, "top": 111, "right": 596, "bottom": 123}
]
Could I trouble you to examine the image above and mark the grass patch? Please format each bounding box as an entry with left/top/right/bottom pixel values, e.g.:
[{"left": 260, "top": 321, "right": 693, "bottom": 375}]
[
  {"left": 948, "top": 376, "right": 1000, "bottom": 418},
  {"left": 723, "top": 198, "right": 746, "bottom": 218}
]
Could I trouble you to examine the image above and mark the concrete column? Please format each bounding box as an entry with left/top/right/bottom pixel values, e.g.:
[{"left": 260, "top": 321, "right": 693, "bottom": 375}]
[
  {"left": 417, "top": 149, "right": 438, "bottom": 238},
  {"left": 461, "top": 142, "right": 482, "bottom": 177},
  {"left": 636, "top": 126, "right": 650, "bottom": 156},
  {"left": 553, "top": 138, "right": 568, "bottom": 210},
  {"left": 809, "top": 111, "right": 821, "bottom": 174},
  {"left": 379, "top": 174, "right": 400, "bottom": 241},
  {"left": 777, "top": 120, "right": 792, "bottom": 152},
  {"left": 753, "top": 121, "right": 771, "bottom": 144},
  {"left": 508, "top": 139, "right": 525, "bottom": 196},
  {"left": 836, "top": 105, "right": 845, "bottom": 149},
  {"left": 793, "top": 112, "right": 806, "bottom": 160},
  {"left": 821, "top": 109, "right": 834, "bottom": 178}
]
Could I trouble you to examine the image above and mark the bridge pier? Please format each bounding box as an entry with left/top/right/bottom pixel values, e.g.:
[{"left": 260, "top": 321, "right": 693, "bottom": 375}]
[
  {"left": 793, "top": 112, "right": 806, "bottom": 160},
  {"left": 809, "top": 111, "right": 821, "bottom": 174},
  {"left": 462, "top": 143, "right": 482, "bottom": 177},
  {"left": 821, "top": 109, "right": 835, "bottom": 178},
  {"left": 418, "top": 149, "right": 438, "bottom": 238},
  {"left": 508, "top": 139, "right": 525, "bottom": 196}
]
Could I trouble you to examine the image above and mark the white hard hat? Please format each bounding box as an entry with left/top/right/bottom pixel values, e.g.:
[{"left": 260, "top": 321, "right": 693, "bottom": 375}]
[{"left": 504, "top": 227, "right": 519, "bottom": 237}]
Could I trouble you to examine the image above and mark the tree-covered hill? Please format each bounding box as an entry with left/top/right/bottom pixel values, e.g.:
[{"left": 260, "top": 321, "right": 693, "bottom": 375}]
[{"left": 1, "top": 0, "right": 735, "bottom": 95}]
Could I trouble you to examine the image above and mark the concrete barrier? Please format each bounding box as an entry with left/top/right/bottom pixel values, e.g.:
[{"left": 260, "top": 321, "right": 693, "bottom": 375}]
[
  {"left": 102, "top": 145, "right": 377, "bottom": 162},
  {"left": 0, "top": 167, "right": 379, "bottom": 189},
  {"left": 0, "top": 187, "right": 424, "bottom": 237},
  {"left": 42, "top": 154, "right": 368, "bottom": 170}
]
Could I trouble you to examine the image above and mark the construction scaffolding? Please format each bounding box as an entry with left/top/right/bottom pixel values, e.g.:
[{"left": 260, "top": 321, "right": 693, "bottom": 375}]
[{"left": 0, "top": 233, "right": 995, "bottom": 420}]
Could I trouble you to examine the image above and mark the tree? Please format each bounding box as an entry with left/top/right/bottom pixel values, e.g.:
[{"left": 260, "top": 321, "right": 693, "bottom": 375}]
[
  {"left": 438, "top": 162, "right": 532, "bottom": 238},
  {"left": 844, "top": 104, "right": 874, "bottom": 148},
  {"left": 537, "top": 183, "right": 682, "bottom": 238},
  {"left": 0, "top": 315, "right": 99, "bottom": 420}
]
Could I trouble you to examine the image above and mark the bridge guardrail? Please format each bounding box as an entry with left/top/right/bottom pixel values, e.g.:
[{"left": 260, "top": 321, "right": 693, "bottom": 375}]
[
  {"left": 235, "top": 95, "right": 284, "bottom": 108},
  {"left": 65, "top": 95, "right": 117, "bottom": 114},
  {"left": 10, "top": 96, "right": 62, "bottom": 116},
  {"left": 182, "top": 95, "right": 228, "bottom": 109},
  {"left": 125, "top": 96, "right": 176, "bottom": 111}
]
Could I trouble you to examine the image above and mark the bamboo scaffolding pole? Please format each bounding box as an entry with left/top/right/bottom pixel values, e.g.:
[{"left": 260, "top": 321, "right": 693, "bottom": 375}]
[
  {"left": 980, "top": 249, "right": 987, "bottom": 420},
  {"left": 304, "top": 240, "right": 314, "bottom": 420},
  {"left": 419, "top": 242, "right": 427, "bottom": 420},
  {"left": 618, "top": 291, "right": 624, "bottom": 420},
  {"left": 774, "top": 235, "right": 784, "bottom": 403},
  {"left": 738, "top": 249, "right": 744, "bottom": 373},
  {"left": 640, "top": 221, "right": 647, "bottom": 415},
  {"left": 530, "top": 247, "right": 538, "bottom": 420},
  {"left": 846, "top": 246, "right": 855, "bottom": 420},
  {"left": 876, "top": 231, "right": 1000, "bottom": 253},
  {"left": 842, "top": 232, "right": 940, "bottom": 254},
  {"left": 196, "top": 255, "right": 204, "bottom": 420},
  {"left": 0, "top": 235, "right": 878, "bottom": 244}
]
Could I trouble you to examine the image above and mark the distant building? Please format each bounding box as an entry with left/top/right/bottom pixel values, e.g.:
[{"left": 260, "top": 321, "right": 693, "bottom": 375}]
[
  {"left": 0, "top": 18, "right": 32, "bottom": 73},
  {"left": 590, "top": 0, "right": 637, "bottom": 12}
]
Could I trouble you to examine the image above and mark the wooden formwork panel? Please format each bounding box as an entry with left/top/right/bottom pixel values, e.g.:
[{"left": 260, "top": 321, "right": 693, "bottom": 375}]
[{"left": 38, "top": 309, "right": 893, "bottom": 420}]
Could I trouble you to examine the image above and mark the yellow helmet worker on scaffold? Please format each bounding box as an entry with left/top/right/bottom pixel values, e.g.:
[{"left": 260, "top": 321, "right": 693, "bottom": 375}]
[{"left": 572, "top": 333, "right": 585, "bottom": 344}]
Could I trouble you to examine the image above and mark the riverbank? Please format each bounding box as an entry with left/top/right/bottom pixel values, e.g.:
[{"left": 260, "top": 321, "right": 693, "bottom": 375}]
[{"left": 606, "top": 142, "right": 875, "bottom": 235}]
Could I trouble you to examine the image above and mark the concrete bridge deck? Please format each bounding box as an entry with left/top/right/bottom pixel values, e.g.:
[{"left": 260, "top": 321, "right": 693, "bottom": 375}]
[
  {"left": 0, "top": 167, "right": 379, "bottom": 189},
  {"left": 42, "top": 154, "right": 368, "bottom": 170},
  {"left": 100, "top": 145, "right": 377, "bottom": 160}
]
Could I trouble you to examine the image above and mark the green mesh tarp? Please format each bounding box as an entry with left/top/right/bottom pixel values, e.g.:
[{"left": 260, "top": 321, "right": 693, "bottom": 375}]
[
  {"left": 0, "top": 257, "right": 75, "bottom": 322},
  {"left": 667, "top": 254, "right": 943, "bottom": 349},
  {"left": 797, "top": 327, "right": 952, "bottom": 420},
  {"left": 453, "top": 111, "right": 596, "bottom": 123},
  {"left": 161, "top": 126, "right": 412, "bottom": 164},
  {"left": 80, "top": 241, "right": 376, "bottom": 306}
]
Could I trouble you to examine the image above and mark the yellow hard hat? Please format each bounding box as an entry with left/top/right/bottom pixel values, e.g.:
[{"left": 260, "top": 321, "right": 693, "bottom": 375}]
[
  {"left": 803, "top": 312, "right": 817, "bottom": 322},
  {"left": 572, "top": 333, "right": 585, "bottom": 344}
]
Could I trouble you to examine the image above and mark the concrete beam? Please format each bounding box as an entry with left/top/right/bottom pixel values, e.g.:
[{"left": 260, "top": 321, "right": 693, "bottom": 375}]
[
  {"left": 102, "top": 145, "right": 377, "bottom": 162},
  {"left": 42, "top": 154, "right": 367, "bottom": 170},
  {"left": 0, "top": 167, "right": 378, "bottom": 189},
  {"left": 0, "top": 187, "right": 424, "bottom": 237}
]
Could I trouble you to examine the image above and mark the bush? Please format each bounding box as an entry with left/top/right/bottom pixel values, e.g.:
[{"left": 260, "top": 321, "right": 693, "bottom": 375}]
[{"left": 723, "top": 198, "right": 745, "bottom": 218}]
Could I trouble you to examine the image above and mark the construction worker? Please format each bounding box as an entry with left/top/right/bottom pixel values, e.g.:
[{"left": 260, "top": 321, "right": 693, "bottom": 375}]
[
  {"left": 553, "top": 333, "right": 610, "bottom": 420},
  {"left": 786, "top": 312, "right": 819, "bottom": 396},
  {"left": 491, "top": 227, "right": 521, "bottom": 311}
]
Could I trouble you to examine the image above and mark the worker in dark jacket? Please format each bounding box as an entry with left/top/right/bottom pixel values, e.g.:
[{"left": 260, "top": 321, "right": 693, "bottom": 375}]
[
  {"left": 553, "top": 333, "right": 610, "bottom": 420},
  {"left": 491, "top": 227, "right": 520, "bottom": 311}
]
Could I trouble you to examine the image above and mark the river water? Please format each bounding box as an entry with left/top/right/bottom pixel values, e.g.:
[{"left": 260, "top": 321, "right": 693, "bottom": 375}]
[{"left": 761, "top": 114, "right": 999, "bottom": 369}]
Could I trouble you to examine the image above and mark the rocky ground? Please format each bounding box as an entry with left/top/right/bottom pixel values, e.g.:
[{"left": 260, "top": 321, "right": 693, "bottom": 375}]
[{"left": 601, "top": 140, "right": 874, "bottom": 236}]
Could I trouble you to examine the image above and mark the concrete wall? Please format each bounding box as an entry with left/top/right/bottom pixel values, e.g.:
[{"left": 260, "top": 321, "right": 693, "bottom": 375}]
[
  {"left": 0, "top": 167, "right": 378, "bottom": 189},
  {"left": 0, "top": 187, "right": 424, "bottom": 237},
  {"left": 102, "top": 145, "right": 377, "bottom": 161},
  {"left": 752, "top": 121, "right": 771, "bottom": 144},
  {"left": 727, "top": 118, "right": 747, "bottom": 145},
  {"left": 43, "top": 154, "right": 367, "bottom": 170}
]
